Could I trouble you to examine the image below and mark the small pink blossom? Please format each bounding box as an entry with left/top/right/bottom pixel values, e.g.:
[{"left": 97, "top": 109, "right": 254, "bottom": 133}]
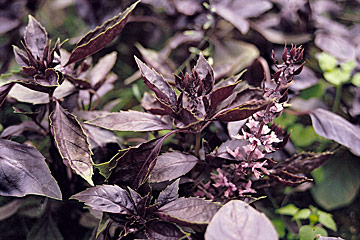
[
  {"left": 211, "top": 168, "right": 237, "bottom": 197},
  {"left": 226, "top": 146, "right": 245, "bottom": 160},
  {"left": 239, "top": 180, "right": 257, "bottom": 196},
  {"left": 251, "top": 160, "right": 270, "bottom": 179}
]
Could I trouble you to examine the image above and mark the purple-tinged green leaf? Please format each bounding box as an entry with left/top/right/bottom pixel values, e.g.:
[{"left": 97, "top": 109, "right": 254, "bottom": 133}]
[
  {"left": 205, "top": 200, "right": 278, "bottom": 240},
  {"left": 85, "top": 110, "right": 173, "bottom": 132},
  {"left": 156, "top": 179, "right": 180, "bottom": 208},
  {"left": 71, "top": 185, "right": 135, "bottom": 214},
  {"left": 65, "top": 1, "right": 139, "bottom": 66},
  {"left": 135, "top": 56, "right": 177, "bottom": 109},
  {"left": 24, "top": 15, "right": 48, "bottom": 59},
  {"left": 108, "top": 131, "right": 177, "bottom": 189},
  {"left": 50, "top": 100, "right": 94, "bottom": 186},
  {"left": 274, "top": 152, "right": 333, "bottom": 174},
  {"left": 212, "top": 100, "right": 269, "bottom": 122},
  {"left": 27, "top": 214, "right": 63, "bottom": 240},
  {"left": 0, "top": 82, "right": 15, "bottom": 107},
  {"left": 145, "top": 220, "right": 188, "bottom": 240},
  {"left": 309, "top": 108, "right": 360, "bottom": 156},
  {"left": 194, "top": 53, "right": 215, "bottom": 95},
  {"left": 156, "top": 197, "right": 221, "bottom": 226},
  {"left": 13, "top": 46, "right": 30, "bottom": 67},
  {"left": 0, "top": 139, "right": 62, "bottom": 200},
  {"left": 150, "top": 151, "right": 198, "bottom": 183}
]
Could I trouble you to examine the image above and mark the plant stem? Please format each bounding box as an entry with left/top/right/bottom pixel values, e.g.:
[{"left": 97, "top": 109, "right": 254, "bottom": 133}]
[
  {"left": 332, "top": 84, "right": 342, "bottom": 112},
  {"left": 195, "top": 132, "right": 201, "bottom": 158}
]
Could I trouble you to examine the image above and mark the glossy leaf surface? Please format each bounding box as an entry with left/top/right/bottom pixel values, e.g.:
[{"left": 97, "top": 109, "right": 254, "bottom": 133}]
[
  {"left": 205, "top": 200, "right": 278, "bottom": 240},
  {"left": 145, "top": 220, "right": 187, "bottom": 240},
  {"left": 50, "top": 101, "right": 94, "bottom": 185},
  {"left": 0, "top": 139, "right": 61, "bottom": 200},
  {"left": 150, "top": 151, "right": 198, "bottom": 183},
  {"left": 86, "top": 110, "right": 172, "bottom": 132},
  {"left": 0, "top": 82, "right": 15, "bottom": 107},
  {"left": 309, "top": 108, "right": 360, "bottom": 156},
  {"left": 24, "top": 15, "right": 48, "bottom": 59},
  {"left": 156, "top": 179, "right": 180, "bottom": 208},
  {"left": 70, "top": 185, "right": 135, "bottom": 214}
]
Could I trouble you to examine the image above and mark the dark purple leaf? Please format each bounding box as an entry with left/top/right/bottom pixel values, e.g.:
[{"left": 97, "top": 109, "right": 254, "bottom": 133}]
[
  {"left": 50, "top": 100, "right": 94, "bottom": 185},
  {"left": 156, "top": 179, "right": 180, "bottom": 208},
  {"left": 174, "top": 0, "right": 202, "bottom": 16},
  {"left": 150, "top": 151, "right": 198, "bottom": 183},
  {"left": 175, "top": 108, "right": 201, "bottom": 129},
  {"left": 135, "top": 56, "right": 177, "bottom": 109},
  {"left": 161, "top": 30, "right": 203, "bottom": 56},
  {"left": 145, "top": 220, "right": 188, "bottom": 240},
  {"left": 213, "top": 100, "right": 270, "bottom": 122},
  {"left": 156, "top": 197, "right": 221, "bottom": 226},
  {"left": 34, "top": 68, "right": 60, "bottom": 86},
  {"left": 70, "top": 185, "right": 135, "bottom": 214},
  {"left": 108, "top": 131, "right": 177, "bottom": 189},
  {"left": 309, "top": 108, "right": 360, "bottom": 156},
  {"left": 0, "top": 82, "right": 15, "bottom": 107},
  {"left": 141, "top": 92, "right": 171, "bottom": 116},
  {"left": 243, "top": 57, "right": 270, "bottom": 87},
  {"left": 8, "top": 83, "right": 49, "bottom": 104},
  {"left": 65, "top": 1, "right": 139, "bottom": 66},
  {"left": 0, "top": 199, "right": 23, "bottom": 221},
  {"left": 0, "top": 139, "right": 61, "bottom": 199},
  {"left": 85, "top": 110, "right": 173, "bottom": 132},
  {"left": 274, "top": 152, "right": 333, "bottom": 174},
  {"left": 0, "top": 17, "right": 20, "bottom": 34},
  {"left": 194, "top": 54, "right": 215, "bottom": 95},
  {"left": 27, "top": 214, "right": 63, "bottom": 240},
  {"left": 290, "top": 66, "right": 319, "bottom": 91},
  {"left": 24, "top": 15, "right": 48, "bottom": 59},
  {"left": 271, "top": 171, "right": 309, "bottom": 186},
  {"left": 210, "top": 80, "right": 241, "bottom": 112},
  {"left": 205, "top": 200, "right": 278, "bottom": 240}
]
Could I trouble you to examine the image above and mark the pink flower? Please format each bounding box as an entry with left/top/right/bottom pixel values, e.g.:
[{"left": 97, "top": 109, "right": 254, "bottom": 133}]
[
  {"left": 251, "top": 160, "right": 270, "bottom": 179},
  {"left": 226, "top": 146, "right": 245, "bottom": 161},
  {"left": 211, "top": 168, "right": 237, "bottom": 197},
  {"left": 239, "top": 180, "right": 257, "bottom": 196}
]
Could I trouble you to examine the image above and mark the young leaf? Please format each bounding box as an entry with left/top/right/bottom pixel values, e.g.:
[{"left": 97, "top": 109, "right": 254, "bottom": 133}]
[
  {"left": 0, "top": 139, "right": 62, "bottom": 200},
  {"left": 65, "top": 1, "right": 139, "bottom": 66},
  {"left": 318, "top": 211, "right": 337, "bottom": 231},
  {"left": 27, "top": 214, "right": 63, "bottom": 240},
  {"left": 156, "top": 179, "right": 180, "bottom": 208},
  {"left": 209, "top": 80, "right": 241, "bottom": 112},
  {"left": 205, "top": 200, "right": 278, "bottom": 240},
  {"left": 299, "top": 225, "right": 327, "bottom": 240},
  {"left": 145, "top": 220, "right": 188, "bottom": 240},
  {"left": 194, "top": 53, "right": 215, "bottom": 95},
  {"left": 276, "top": 204, "right": 299, "bottom": 216},
  {"left": 85, "top": 110, "right": 173, "bottom": 132},
  {"left": 0, "top": 82, "right": 15, "bottom": 107},
  {"left": 90, "top": 51, "right": 117, "bottom": 89},
  {"left": 309, "top": 108, "right": 360, "bottom": 156},
  {"left": 24, "top": 15, "right": 48, "bottom": 59},
  {"left": 50, "top": 100, "right": 94, "bottom": 186},
  {"left": 108, "top": 131, "right": 177, "bottom": 189},
  {"left": 150, "top": 151, "right": 198, "bottom": 183},
  {"left": 135, "top": 56, "right": 177, "bottom": 109},
  {"left": 212, "top": 100, "right": 269, "bottom": 121},
  {"left": 70, "top": 185, "right": 135, "bottom": 214},
  {"left": 156, "top": 197, "right": 221, "bottom": 226}
]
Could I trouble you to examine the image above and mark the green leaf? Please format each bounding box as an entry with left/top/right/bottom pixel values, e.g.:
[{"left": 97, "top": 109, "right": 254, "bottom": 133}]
[
  {"left": 340, "top": 61, "right": 356, "bottom": 73},
  {"left": 276, "top": 204, "right": 299, "bottom": 216},
  {"left": 324, "top": 69, "right": 350, "bottom": 85},
  {"left": 299, "top": 225, "right": 327, "bottom": 240},
  {"left": 205, "top": 200, "right": 278, "bottom": 240},
  {"left": 271, "top": 219, "right": 286, "bottom": 239},
  {"left": 65, "top": 1, "right": 139, "bottom": 65},
  {"left": 318, "top": 210, "right": 337, "bottom": 232},
  {"left": 50, "top": 100, "right": 94, "bottom": 186},
  {"left": 300, "top": 81, "right": 326, "bottom": 100},
  {"left": 317, "top": 52, "right": 337, "bottom": 72},
  {"left": 311, "top": 150, "right": 360, "bottom": 210},
  {"left": 292, "top": 209, "right": 311, "bottom": 220},
  {"left": 290, "top": 124, "right": 318, "bottom": 147},
  {"left": 0, "top": 139, "right": 62, "bottom": 200},
  {"left": 351, "top": 72, "right": 360, "bottom": 87}
]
